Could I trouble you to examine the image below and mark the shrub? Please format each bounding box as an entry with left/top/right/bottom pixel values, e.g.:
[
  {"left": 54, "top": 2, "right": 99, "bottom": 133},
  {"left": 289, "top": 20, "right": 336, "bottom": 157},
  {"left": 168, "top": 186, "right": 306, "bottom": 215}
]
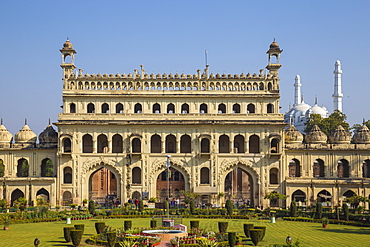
[
  {"left": 218, "top": 222, "right": 228, "bottom": 233},
  {"left": 70, "top": 229, "right": 83, "bottom": 247},
  {"left": 225, "top": 200, "right": 234, "bottom": 216},
  {"left": 249, "top": 229, "right": 263, "bottom": 246},
  {"left": 343, "top": 203, "right": 349, "bottom": 221},
  {"left": 63, "top": 227, "right": 74, "bottom": 243},
  {"left": 88, "top": 200, "right": 95, "bottom": 215},
  {"left": 321, "top": 217, "right": 329, "bottom": 226},
  {"left": 74, "top": 224, "right": 84, "bottom": 234},
  {"left": 190, "top": 220, "right": 200, "bottom": 229},
  {"left": 95, "top": 222, "right": 105, "bottom": 234},
  {"left": 228, "top": 232, "right": 237, "bottom": 247},
  {"left": 124, "top": 220, "right": 132, "bottom": 231},
  {"left": 315, "top": 202, "right": 322, "bottom": 219},
  {"left": 253, "top": 226, "right": 266, "bottom": 241},
  {"left": 139, "top": 200, "right": 144, "bottom": 212},
  {"left": 190, "top": 200, "right": 195, "bottom": 215},
  {"left": 150, "top": 220, "right": 157, "bottom": 228},
  {"left": 290, "top": 201, "right": 297, "bottom": 217},
  {"left": 243, "top": 223, "right": 254, "bottom": 238},
  {"left": 107, "top": 231, "right": 117, "bottom": 247}
]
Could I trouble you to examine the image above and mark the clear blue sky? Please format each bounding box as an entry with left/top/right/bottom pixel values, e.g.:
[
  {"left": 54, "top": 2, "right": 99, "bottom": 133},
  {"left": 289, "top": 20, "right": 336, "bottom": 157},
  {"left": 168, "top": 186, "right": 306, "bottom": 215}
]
[{"left": 1, "top": 1, "right": 369, "bottom": 136}]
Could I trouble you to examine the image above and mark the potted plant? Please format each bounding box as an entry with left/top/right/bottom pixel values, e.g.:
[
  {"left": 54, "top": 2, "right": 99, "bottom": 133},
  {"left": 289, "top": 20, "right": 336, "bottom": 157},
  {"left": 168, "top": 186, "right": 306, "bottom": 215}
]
[
  {"left": 321, "top": 217, "right": 329, "bottom": 228},
  {"left": 2, "top": 216, "right": 10, "bottom": 230}
]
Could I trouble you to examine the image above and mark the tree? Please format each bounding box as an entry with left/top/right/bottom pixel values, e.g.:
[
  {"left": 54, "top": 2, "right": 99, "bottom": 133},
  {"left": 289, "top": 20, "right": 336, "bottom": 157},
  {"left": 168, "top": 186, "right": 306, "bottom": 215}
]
[
  {"left": 289, "top": 200, "right": 297, "bottom": 217},
  {"left": 304, "top": 110, "right": 350, "bottom": 136},
  {"left": 352, "top": 119, "right": 370, "bottom": 133},
  {"left": 189, "top": 200, "right": 195, "bottom": 215},
  {"left": 45, "top": 159, "right": 53, "bottom": 177},
  {"left": 225, "top": 199, "right": 234, "bottom": 216},
  {"left": 343, "top": 203, "right": 349, "bottom": 221},
  {"left": 315, "top": 202, "right": 323, "bottom": 219},
  {"left": 180, "top": 190, "right": 200, "bottom": 205},
  {"left": 88, "top": 200, "right": 95, "bottom": 215},
  {"left": 264, "top": 191, "right": 287, "bottom": 207},
  {"left": 0, "top": 159, "right": 4, "bottom": 177},
  {"left": 345, "top": 196, "right": 369, "bottom": 211},
  {"left": 14, "top": 197, "right": 27, "bottom": 211}
]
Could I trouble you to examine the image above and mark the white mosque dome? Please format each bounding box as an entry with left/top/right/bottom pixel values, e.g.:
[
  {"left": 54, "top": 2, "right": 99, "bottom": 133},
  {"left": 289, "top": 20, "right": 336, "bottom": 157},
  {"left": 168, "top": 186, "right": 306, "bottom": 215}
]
[
  {"left": 305, "top": 104, "right": 328, "bottom": 118},
  {"left": 293, "top": 101, "right": 311, "bottom": 115}
]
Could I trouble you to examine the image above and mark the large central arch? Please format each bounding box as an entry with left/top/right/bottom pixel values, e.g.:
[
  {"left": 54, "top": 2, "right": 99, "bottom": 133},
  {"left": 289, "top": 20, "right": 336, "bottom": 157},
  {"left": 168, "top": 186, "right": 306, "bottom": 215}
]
[
  {"left": 81, "top": 159, "right": 122, "bottom": 206},
  {"left": 219, "top": 160, "right": 260, "bottom": 207}
]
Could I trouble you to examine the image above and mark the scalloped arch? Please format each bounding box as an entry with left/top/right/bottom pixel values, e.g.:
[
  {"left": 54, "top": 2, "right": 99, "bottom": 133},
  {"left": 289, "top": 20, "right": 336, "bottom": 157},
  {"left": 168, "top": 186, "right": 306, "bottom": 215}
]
[{"left": 150, "top": 159, "right": 191, "bottom": 185}]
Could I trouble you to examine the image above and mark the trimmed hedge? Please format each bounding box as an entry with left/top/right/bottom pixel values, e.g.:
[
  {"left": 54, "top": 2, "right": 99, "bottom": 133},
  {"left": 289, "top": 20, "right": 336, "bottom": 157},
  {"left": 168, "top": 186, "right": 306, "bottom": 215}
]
[
  {"left": 107, "top": 231, "right": 117, "bottom": 247},
  {"left": 243, "top": 223, "right": 254, "bottom": 238},
  {"left": 249, "top": 229, "right": 263, "bottom": 246},
  {"left": 74, "top": 224, "right": 84, "bottom": 234},
  {"left": 228, "top": 232, "right": 237, "bottom": 247},
  {"left": 253, "top": 226, "right": 266, "bottom": 241},
  {"left": 70, "top": 229, "right": 83, "bottom": 247},
  {"left": 95, "top": 222, "right": 106, "bottom": 234},
  {"left": 63, "top": 227, "right": 74, "bottom": 243},
  {"left": 150, "top": 219, "right": 157, "bottom": 228},
  {"left": 218, "top": 222, "right": 228, "bottom": 233},
  {"left": 124, "top": 220, "right": 132, "bottom": 231},
  {"left": 190, "top": 220, "right": 199, "bottom": 229}
]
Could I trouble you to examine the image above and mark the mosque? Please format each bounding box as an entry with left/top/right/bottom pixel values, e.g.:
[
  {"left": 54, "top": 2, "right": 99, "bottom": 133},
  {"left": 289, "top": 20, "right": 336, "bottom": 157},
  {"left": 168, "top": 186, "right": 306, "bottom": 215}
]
[{"left": 0, "top": 40, "right": 369, "bottom": 209}]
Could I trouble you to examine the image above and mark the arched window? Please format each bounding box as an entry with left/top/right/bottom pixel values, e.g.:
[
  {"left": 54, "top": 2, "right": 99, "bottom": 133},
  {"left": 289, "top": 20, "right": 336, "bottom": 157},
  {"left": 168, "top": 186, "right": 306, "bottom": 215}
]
[
  {"left": 17, "top": 158, "right": 29, "bottom": 177},
  {"left": 166, "top": 135, "right": 176, "bottom": 153},
  {"left": 338, "top": 159, "right": 350, "bottom": 178},
  {"left": 232, "top": 103, "right": 240, "bottom": 113},
  {"left": 200, "top": 167, "right": 210, "bottom": 184},
  {"left": 218, "top": 103, "right": 226, "bottom": 113},
  {"left": 267, "top": 82, "right": 272, "bottom": 91},
  {"left": 317, "top": 190, "right": 332, "bottom": 203},
  {"left": 362, "top": 160, "right": 370, "bottom": 178},
  {"left": 82, "top": 134, "right": 93, "bottom": 153},
  {"left": 313, "top": 159, "right": 325, "bottom": 177},
  {"left": 11, "top": 189, "right": 24, "bottom": 207},
  {"left": 181, "top": 103, "right": 189, "bottom": 113},
  {"left": 180, "top": 135, "right": 191, "bottom": 153},
  {"left": 70, "top": 103, "right": 76, "bottom": 113},
  {"left": 343, "top": 190, "right": 356, "bottom": 199},
  {"left": 153, "top": 103, "right": 161, "bottom": 113},
  {"left": 134, "top": 103, "right": 142, "bottom": 113},
  {"left": 87, "top": 103, "right": 95, "bottom": 113},
  {"left": 0, "top": 159, "right": 5, "bottom": 177},
  {"left": 41, "top": 158, "right": 53, "bottom": 177},
  {"left": 219, "top": 135, "right": 230, "bottom": 153},
  {"left": 201, "top": 138, "right": 210, "bottom": 153},
  {"left": 167, "top": 103, "right": 175, "bottom": 113},
  {"left": 63, "top": 167, "right": 72, "bottom": 184},
  {"left": 234, "top": 135, "right": 244, "bottom": 153},
  {"left": 97, "top": 134, "right": 108, "bottom": 153},
  {"left": 249, "top": 135, "right": 260, "bottom": 153},
  {"left": 116, "top": 103, "right": 123, "bottom": 113},
  {"left": 62, "top": 191, "right": 72, "bottom": 206},
  {"left": 247, "top": 103, "right": 255, "bottom": 114},
  {"left": 63, "top": 138, "right": 71, "bottom": 153},
  {"left": 132, "top": 167, "right": 142, "bottom": 184},
  {"left": 200, "top": 103, "right": 207, "bottom": 113},
  {"left": 151, "top": 134, "right": 161, "bottom": 153},
  {"left": 289, "top": 159, "right": 301, "bottom": 177},
  {"left": 292, "top": 190, "right": 306, "bottom": 202},
  {"left": 101, "top": 103, "right": 109, "bottom": 113},
  {"left": 270, "top": 138, "right": 279, "bottom": 153},
  {"left": 267, "top": 103, "right": 274, "bottom": 113},
  {"left": 132, "top": 138, "right": 141, "bottom": 153},
  {"left": 259, "top": 82, "right": 264, "bottom": 90},
  {"left": 269, "top": 168, "right": 278, "bottom": 184},
  {"left": 112, "top": 134, "right": 123, "bottom": 153}
]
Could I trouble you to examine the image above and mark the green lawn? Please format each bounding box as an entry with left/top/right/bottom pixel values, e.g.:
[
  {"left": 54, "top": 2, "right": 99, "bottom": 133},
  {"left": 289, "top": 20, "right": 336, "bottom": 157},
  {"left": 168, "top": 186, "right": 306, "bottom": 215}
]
[{"left": 0, "top": 218, "right": 369, "bottom": 246}]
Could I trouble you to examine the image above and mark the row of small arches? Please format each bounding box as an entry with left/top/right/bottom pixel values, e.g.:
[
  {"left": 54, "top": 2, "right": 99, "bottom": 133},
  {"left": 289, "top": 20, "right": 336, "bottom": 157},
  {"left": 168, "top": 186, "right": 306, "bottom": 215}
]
[
  {"left": 62, "top": 133, "right": 277, "bottom": 154},
  {"left": 70, "top": 102, "right": 274, "bottom": 114},
  {"left": 67, "top": 80, "right": 276, "bottom": 92},
  {"left": 0, "top": 158, "right": 54, "bottom": 178},
  {"left": 288, "top": 158, "right": 370, "bottom": 178}
]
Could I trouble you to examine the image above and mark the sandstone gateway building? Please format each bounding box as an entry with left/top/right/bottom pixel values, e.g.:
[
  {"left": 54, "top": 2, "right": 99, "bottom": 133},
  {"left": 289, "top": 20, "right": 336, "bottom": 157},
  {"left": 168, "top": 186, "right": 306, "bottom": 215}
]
[{"left": 0, "top": 40, "right": 369, "bottom": 209}]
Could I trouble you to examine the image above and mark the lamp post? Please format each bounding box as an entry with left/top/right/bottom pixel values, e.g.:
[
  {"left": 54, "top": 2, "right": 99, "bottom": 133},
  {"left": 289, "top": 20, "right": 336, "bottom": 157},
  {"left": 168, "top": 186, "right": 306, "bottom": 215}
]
[{"left": 166, "top": 155, "right": 171, "bottom": 219}]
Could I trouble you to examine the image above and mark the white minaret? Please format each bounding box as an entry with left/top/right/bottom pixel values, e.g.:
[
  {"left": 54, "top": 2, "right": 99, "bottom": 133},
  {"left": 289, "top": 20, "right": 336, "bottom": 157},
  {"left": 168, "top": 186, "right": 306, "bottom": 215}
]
[
  {"left": 294, "top": 74, "right": 301, "bottom": 106},
  {"left": 332, "top": 60, "right": 343, "bottom": 112}
]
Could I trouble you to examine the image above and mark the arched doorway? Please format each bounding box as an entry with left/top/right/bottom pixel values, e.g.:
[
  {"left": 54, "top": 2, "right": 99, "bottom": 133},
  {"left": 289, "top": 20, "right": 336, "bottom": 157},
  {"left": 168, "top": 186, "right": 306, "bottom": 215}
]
[
  {"left": 224, "top": 168, "right": 253, "bottom": 206},
  {"left": 11, "top": 189, "right": 24, "bottom": 206},
  {"left": 292, "top": 190, "right": 306, "bottom": 203},
  {"left": 36, "top": 188, "right": 50, "bottom": 203},
  {"left": 132, "top": 191, "right": 141, "bottom": 200},
  {"left": 156, "top": 167, "right": 185, "bottom": 202},
  {"left": 317, "top": 190, "right": 332, "bottom": 206},
  {"left": 89, "top": 167, "right": 118, "bottom": 206},
  {"left": 62, "top": 191, "right": 72, "bottom": 206}
]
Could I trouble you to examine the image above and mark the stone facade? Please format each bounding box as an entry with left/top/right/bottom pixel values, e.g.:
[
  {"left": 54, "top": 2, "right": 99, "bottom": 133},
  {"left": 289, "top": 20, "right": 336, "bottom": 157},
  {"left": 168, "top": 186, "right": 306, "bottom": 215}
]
[{"left": 0, "top": 40, "right": 369, "bottom": 209}]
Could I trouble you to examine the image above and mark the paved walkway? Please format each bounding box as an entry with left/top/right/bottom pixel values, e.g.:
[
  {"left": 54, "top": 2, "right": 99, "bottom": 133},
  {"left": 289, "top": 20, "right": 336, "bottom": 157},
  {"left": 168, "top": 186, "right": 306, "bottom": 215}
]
[{"left": 157, "top": 240, "right": 172, "bottom": 247}]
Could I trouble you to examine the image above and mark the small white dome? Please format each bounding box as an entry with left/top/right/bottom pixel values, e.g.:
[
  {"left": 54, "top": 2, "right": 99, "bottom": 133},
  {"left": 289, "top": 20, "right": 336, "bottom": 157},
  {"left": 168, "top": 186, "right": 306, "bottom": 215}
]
[
  {"left": 306, "top": 104, "right": 328, "bottom": 118},
  {"left": 293, "top": 101, "right": 311, "bottom": 116},
  {"left": 15, "top": 125, "right": 37, "bottom": 144},
  {"left": 0, "top": 125, "right": 13, "bottom": 143}
]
